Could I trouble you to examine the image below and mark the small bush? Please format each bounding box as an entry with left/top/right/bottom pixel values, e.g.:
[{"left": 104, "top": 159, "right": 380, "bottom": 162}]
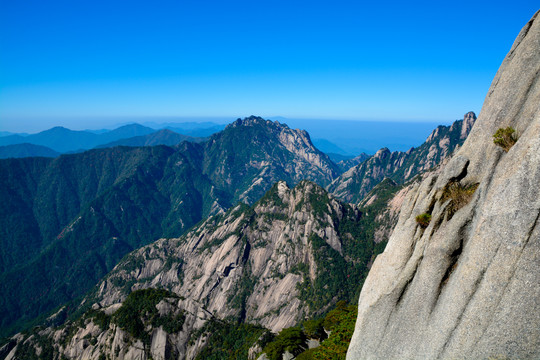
[
  {"left": 493, "top": 127, "right": 518, "bottom": 152},
  {"left": 441, "top": 182, "right": 479, "bottom": 217},
  {"left": 262, "top": 327, "right": 307, "bottom": 360},
  {"left": 415, "top": 213, "right": 432, "bottom": 228},
  {"left": 303, "top": 318, "right": 326, "bottom": 341}
]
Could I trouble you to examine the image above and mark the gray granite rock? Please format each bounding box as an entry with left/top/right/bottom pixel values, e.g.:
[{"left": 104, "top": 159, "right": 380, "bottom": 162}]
[{"left": 347, "top": 10, "right": 540, "bottom": 360}]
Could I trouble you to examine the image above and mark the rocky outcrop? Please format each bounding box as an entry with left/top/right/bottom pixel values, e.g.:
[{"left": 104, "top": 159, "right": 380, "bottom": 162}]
[
  {"left": 336, "top": 153, "right": 371, "bottom": 173},
  {"left": 347, "top": 10, "right": 540, "bottom": 359},
  {"left": 329, "top": 113, "right": 475, "bottom": 204},
  {"left": 11, "top": 180, "right": 384, "bottom": 359}
]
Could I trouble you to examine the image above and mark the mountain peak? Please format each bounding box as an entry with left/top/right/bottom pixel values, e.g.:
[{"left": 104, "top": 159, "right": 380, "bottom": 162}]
[
  {"left": 374, "top": 147, "right": 391, "bottom": 159},
  {"left": 461, "top": 111, "right": 477, "bottom": 139},
  {"left": 227, "top": 115, "right": 289, "bottom": 130}
]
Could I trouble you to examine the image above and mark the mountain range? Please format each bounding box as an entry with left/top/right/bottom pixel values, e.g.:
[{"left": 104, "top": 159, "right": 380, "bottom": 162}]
[
  {"left": 0, "top": 111, "right": 473, "bottom": 346},
  {"left": 0, "top": 123, "right": 224, "bottom": 158},
  {"left": 1, "top": 9, "right": 539, "bottom": 360}
]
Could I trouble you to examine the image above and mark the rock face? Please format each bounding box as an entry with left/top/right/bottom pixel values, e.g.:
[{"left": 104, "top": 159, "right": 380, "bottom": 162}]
[
  {"left": 11, "top": 180, "right": 386, "bottom": 359},
  {"left": 347, "top": 10, "right": 540, "bottom": 359},
  {"left": 328, "top": 113, "right": 475, "bottom": 205},
  {"left": 336, "top": 153, "right": 371, "bottom": 173}
]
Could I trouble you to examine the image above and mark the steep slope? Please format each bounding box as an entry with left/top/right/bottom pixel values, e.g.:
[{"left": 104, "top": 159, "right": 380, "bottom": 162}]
[
  {"left": 202, "top": 116, "right": 340, "bottom": 204},
  {"left": 3, "top": 181, "right": 387, "bottom": 359},
  {"left": 95, "top": 129, "right": 204, "bottom": 148},
  {"left": 347, "top": 10, "right": 540, "bottom": 359},
  {"left": 329, "top": 112, "right": 476, "bottom": 204},
  {"left": 0, "top": 144, "right": 227, "bottom": 337},
  {"left": 0, "top": 143, "right": 60, "bottom": 159}
]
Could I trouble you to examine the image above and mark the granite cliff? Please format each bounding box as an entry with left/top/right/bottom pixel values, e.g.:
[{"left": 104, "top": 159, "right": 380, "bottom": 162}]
[{"left": 347, "top": 10, "right": 540, "bottom": 359}]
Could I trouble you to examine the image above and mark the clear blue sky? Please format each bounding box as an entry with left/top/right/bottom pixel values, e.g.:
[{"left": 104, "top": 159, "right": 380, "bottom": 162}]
[{"left": 0, "top": 0, "right": 538, "bottom": 132}]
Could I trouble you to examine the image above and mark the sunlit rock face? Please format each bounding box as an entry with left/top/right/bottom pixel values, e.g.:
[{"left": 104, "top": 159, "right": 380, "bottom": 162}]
[{"left": 347, "top": 10, "right": 540, "bottom": 360}]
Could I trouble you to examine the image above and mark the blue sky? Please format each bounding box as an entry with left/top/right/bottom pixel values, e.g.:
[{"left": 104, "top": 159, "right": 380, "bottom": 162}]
[{"left": 0, "top": 0, "right": 538, "bottom": 132}]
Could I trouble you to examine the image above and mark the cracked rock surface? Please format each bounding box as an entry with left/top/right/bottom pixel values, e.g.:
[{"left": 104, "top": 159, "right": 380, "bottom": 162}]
[{"left": 347, "top": 10, "right": 540, "bottom": 360}]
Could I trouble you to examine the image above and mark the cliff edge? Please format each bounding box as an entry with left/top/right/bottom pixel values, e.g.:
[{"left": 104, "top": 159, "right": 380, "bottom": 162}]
[{"left": 347, "top": 10, "right": 540, "bottom": 359}]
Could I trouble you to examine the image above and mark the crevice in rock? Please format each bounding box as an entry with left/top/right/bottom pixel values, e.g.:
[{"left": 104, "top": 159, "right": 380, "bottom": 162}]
[
  {"left": 241, "top": 240, "right": 251, "bottom": 264},
  {"left": 431, "top": 237, "right": 464, "bottom": 314},
  {"left": 437, "top": 239, "right": 500, "bottom": 358},
  {"left": 428, "top": 210, "right": 446, "bottom": 238},
  {"left": 395, "top": 257, "right": 422, "bottom": 309}
]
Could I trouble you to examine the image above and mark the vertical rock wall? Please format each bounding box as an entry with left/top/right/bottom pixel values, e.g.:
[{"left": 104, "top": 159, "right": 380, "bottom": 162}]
[{"left": 347, "top": 10, "right": 540, "bottom": 360}]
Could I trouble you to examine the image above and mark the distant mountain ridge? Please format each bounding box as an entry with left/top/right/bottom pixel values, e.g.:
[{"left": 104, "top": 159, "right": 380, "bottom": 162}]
[
  {"left": 0, "top": 124, "right": 156, "bottom": 153},
  {"left": 328, "top": 112, "right": 476, "bottom": 204},
  {"left": 0, "top": 123, "right": 222, "bottom": 154},
  {"left": 0, "top": 143, "right": 60, "bottom": 159},
  {"left": 95, "top": 129, "right": 206, "bottom": 148}
]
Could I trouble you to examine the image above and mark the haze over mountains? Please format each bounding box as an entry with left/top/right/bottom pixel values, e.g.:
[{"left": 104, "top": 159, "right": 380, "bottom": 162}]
[
  {"left": 0, "top": 117, "right": 451, "bottom": 160},
  {"left": 0, "top": 123, "right": 224, "bottom": 157}
]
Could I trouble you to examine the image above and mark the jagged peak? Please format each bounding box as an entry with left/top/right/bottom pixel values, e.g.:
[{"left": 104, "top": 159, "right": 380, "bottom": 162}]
[
  {"left": 461, "top": 111, "right": 477, "bottom": 139},
  {"left": 257, "top": 180, "right": 330, "bottom": 207},
  {"left": 226, "top": 115, "right": 290, "bottom": 130},
  {"left": 294, "top": 179, "right": 327, "bottom": 194},
  {"left": 374, "top": 147, "right": 391, "bottom": 159},
  {"left": 463, "top": 111, "right": 476, "bottom": 121}
]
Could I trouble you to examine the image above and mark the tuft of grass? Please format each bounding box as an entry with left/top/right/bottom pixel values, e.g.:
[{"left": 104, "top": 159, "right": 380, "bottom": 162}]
[
  {"left": 493, "top": 127, "right": 518, "bottom": 152},
  {"left": 415, "top": 213, "right": 432, "bottom": 228},
  {"left": 441, "top": 182, "right": 479, "bottom": 217}
]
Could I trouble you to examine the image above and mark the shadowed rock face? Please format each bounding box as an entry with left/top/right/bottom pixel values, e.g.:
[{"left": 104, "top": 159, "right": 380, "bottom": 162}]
[{"left": 347, "top": 10, "right": 540, "bottom": 360}]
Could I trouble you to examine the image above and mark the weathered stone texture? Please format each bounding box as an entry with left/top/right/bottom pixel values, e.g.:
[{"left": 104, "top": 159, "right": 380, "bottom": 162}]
[{"left": 347, "top": 10, "right": 540, "bottom": 360}]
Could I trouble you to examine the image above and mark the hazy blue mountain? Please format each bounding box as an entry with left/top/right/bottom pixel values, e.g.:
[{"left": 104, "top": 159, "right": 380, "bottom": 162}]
[
  {"left": 0, "top": 126, "right": 100, "bottom": 153},
  {"left": 165, "top": 124, "right": 226, "bottom": 137},
  {"left": 0, "top": 124, "right": 156, "bottom": 153},
  {"left": 327, "top": 152, "right": 354, "bottom": 163},
  {"left": 0, "top": 143, "right": 60, "bottom": 159},
  {"left": 136, "top": 120, "right": 227, "bottom": 137},
  {"left": 0, "top": 131, "right": 28, "bottom": 137},
  {"left": 312, "top": 138, "right": 349, "bottom": 155},
  {"left": 95, "top": 129, "right": 204, "bottom": 149},
  {"left": 96, "top": 123, "right": 155, "bottom": 142},
  {"left": 0, "top": 134, "right": 29, "bottom": 146}
]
